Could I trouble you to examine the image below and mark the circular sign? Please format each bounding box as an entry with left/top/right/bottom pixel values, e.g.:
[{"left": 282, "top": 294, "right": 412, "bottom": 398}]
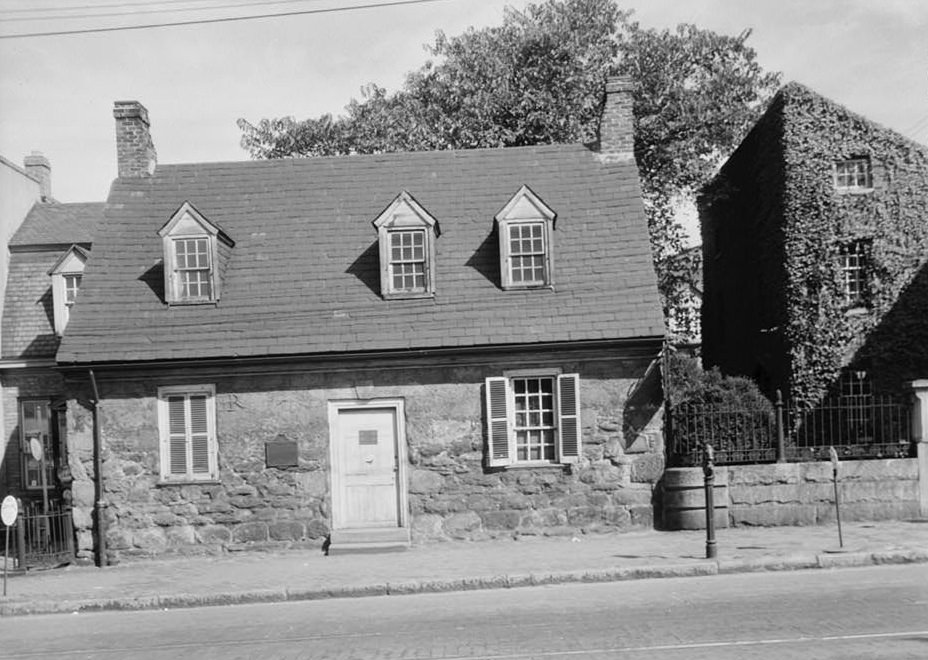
[
  {"left": 0, "top": 495, "right": 17, "bottom": 526},
  {"left": 29, "top": 437, "right": 44, "bottom": 461}
]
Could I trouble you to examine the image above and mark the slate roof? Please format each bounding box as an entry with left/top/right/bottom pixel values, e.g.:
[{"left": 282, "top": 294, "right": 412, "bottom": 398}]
[
  {"left": 2, "top": 202, "right": 102, "bottom": 359},
  {"left": 57, "top": 144, "right": 664, "bottom": 365}
]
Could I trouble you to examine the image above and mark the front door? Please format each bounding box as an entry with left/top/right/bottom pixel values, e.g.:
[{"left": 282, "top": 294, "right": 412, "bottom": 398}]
[{"left": 332, "top": 406, "right": 401, "bottom": 529}]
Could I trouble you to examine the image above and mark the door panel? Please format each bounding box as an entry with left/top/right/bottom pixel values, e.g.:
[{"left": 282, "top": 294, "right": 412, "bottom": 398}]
[{"left": 337, "top": 408, "right": 398, "bottom": 528}]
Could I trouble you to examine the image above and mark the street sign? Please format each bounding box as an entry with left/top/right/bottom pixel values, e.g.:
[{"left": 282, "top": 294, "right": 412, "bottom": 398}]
[
  {"left": 829, "top": 446, "right": 840, "bottom": 473},
  {"left": 0, "top": 495, "right": 17, "bottom": 526},
  {"left": 29, "top": 436, "right": 43, "bottom": 461}
]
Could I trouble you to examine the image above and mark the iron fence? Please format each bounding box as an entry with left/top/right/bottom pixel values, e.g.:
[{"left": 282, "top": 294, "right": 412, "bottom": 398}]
[
  {"left": 668, "top": 393, "right": 914, "bottom": 467},
  {"left": 15, "top": 499, "right": 74, "bottom": 568}
]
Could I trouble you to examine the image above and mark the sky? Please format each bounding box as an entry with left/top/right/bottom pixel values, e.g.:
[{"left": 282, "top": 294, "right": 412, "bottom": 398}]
[{"left": 0, "top": 0, "right": 926, "bottom": 206}]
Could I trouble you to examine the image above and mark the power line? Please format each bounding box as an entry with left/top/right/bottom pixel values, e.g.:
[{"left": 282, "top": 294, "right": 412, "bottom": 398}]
[
  {"left": 0, "top": 0, "right": 221, "bottom": 15},
  {"left": 0, "top": 0, "right": 451, "bottom": 39},
  {"left": 0, "top": 0, "right": 323, "bottom": 23}
]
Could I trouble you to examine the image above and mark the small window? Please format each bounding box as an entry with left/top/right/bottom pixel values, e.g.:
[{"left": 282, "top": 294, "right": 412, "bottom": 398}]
[
  {"left": 495, "top": 186, "right": 556, "bottom": 290},
  {"left": 838, "top": 240, "right": 870, "bottom": 308},
  {"left": 485, "top": 373, "right": 580, "bottom": 467},
  {"left": 158, "top": 202, "right": 232, "bottom": 305},
  {"left": 47, "top": 245, "right": 89, "bottom": 335},
  {"left": 173, "top": 237, "right": 213, "bottom": 300},
  {"left": 157, "top": 385, "right": 219, "bottom": 483},
  {"left": 20, "top": 399, "right": 56, "bottom": 491},
  {"left": 373, "top": 191, "right": 439, "bottom": 299},
  {"left": 834, "top": 157, "right": 872, "bottom": 191}
]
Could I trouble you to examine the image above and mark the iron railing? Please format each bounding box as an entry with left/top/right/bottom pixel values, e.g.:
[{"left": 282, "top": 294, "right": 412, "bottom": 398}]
[
  {"left": 669, "top": 393, "right": 914, "bottom": 467},
  {"left": 15, "top": 499, "right": 74, "bottom": 568}
]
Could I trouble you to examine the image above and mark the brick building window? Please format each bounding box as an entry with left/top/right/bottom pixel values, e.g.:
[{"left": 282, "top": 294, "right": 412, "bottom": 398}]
[
  {"left": 495, "top": 186, "right": 556, "bottom": 290},
  {"left": 838, "top": 240, "right": 870, "bottom": 308},
  {"left": 834, "top": 157, "right": 872, "bottom": 191},
  {"left": 484, "top": 372, "right": 580, "bottom": 467}
]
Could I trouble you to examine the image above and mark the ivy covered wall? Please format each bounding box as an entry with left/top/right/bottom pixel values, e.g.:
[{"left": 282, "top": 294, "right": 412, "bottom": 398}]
[{"left": 701, "top": 82, "right": 928, "bottom": 403}]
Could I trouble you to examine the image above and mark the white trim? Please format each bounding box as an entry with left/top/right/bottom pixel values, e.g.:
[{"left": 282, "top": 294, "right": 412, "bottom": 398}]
[
  {"left": 327, "top": 398, "right": 408, "bottom": 532},
  {"left": 496, "top": 186, "right": 556, "bottom": 290},
  {"left": 0, "top": 359, "right": 57, "bottom": 370},
  {"left": 373, "top": 191, "right": 438, "bottom": 299},
  {"left": 159, "top": 202, "right": 222, "bottom": 304},
  {"left": 156, "top": 384, "right": 219, "bottom": 483}
]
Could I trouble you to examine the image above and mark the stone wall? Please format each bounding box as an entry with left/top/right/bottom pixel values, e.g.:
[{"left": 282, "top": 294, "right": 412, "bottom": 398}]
[
  {"left": 69, "top": 354, "right": 664, "bottom": 562},
  {"left": 728, "top": 459, "right": 919, "bottom": 526}
]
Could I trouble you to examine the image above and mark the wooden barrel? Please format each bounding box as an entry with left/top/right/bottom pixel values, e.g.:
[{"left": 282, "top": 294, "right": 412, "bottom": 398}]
[{"left": 662, "top": 467, "right": 729, "bottom": 530}]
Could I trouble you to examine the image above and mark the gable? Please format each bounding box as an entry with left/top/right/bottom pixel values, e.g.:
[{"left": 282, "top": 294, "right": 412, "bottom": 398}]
[{"left": 58, "top": 144, "right": 663, "bottom": 364}]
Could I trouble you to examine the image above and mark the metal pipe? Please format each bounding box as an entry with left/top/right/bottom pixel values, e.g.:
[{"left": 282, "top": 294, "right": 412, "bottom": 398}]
[
  {"left": 89, "top": 369, "right": 107, "bottom": 567},
  {"left": 703, "top": 443, "right": 717, "bottom": 559}
]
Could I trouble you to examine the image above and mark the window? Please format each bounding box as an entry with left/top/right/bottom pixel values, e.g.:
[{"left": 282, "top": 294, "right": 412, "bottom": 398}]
[
  {"left": 157, "top": 385, "right": 218, "bottom": 483},
  {"left": 839, "top": 369, "right": 873, "bottom": 440},
  {"left": 159, "top": 202, "right": 233, "bottom": 305},
  {"left": 834, "top": 157, "right": 872, "bottom": 191},
  {"left": 47, "top": 245, "right": 89, "bottom": 334},
  {"left": 838, "top": 240, "right": 870, "bottom": 308},
  {"left": 64, "top": 274, "right": 82, "bottom": 306},
  {"left": 20, "top": 400, "right": 56, "bottom": 491},
  {"left": 495, "top": 186, "right": 556, "bottom": 289},
  {"left": 173, "top": 237, "right": 213, "bottom": 300},
  {"left": 485, "top": 373, "right": 580, "bottom": 467},
  {"left": 373, "top": 191, "right": 438, "bottom": 299}
]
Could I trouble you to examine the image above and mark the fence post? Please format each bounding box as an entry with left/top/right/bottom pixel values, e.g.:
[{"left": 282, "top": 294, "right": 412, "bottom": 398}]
[
  {"left": 775, "top": 390, "right": 786, "bottom": 463},
  {"left": 16, "top": 499, "right": 26, "bottom": 570},
  {"left": 912, "top": 380, "right": 928, "bottom": 518}
]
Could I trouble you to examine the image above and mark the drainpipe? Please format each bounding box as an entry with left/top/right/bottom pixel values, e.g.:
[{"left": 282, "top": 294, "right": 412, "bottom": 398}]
[{"left": 89, "top": 369, "right": 107, "bottom": 567}]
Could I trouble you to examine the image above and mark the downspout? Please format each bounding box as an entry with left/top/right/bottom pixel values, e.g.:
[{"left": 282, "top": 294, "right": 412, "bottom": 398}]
[{"left": 89, "top": 369, "right": 107, "bottom": 567}]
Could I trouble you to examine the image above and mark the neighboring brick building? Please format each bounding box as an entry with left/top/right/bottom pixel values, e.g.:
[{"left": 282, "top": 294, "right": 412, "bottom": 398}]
[
  {"left": 57, "top": 80, "right": 666, "bottom": 562},
  {"left": 700, "top": 83, "right": 928, "bottom": 404},
  {"left": 0, "top": 196, "right": 101, "bottom": 510}
]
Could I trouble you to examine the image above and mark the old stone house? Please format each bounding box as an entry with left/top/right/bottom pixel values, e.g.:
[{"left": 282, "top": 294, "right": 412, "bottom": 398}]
[
  {"left": 0, "top": 182, "right": 102, "bottom": 512},
  {"left": 56, "top": 79, "right": 666, "bottom": 563},
  {"left": 700, "top": 83, "right": 928, "bottom": 405}
]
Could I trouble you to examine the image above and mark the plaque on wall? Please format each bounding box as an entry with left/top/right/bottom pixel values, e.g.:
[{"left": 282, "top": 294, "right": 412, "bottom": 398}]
[{"left": 265, "top": 438, "right": 299, "bottom": 468}]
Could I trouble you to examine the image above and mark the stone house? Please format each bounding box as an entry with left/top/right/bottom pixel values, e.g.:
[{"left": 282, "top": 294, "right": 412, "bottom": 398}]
[
  {"left": 56, "top": 79, "right": 666, "bottom": 563},
  {"left": 0, "top": 178, "right": 102, "bottom": 511},
  {"left": 700, "top": 82, "right": 928, "bottom": 404}
]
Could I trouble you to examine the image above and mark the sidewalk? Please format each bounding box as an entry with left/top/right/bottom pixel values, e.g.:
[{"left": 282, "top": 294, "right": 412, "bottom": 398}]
[{"left": 2, "top": 520, "right": 927, "bottom": 617}]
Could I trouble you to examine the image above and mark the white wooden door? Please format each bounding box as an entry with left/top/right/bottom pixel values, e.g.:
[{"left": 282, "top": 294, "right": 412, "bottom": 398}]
[{"left": 335, "top": 408, "right": 399, "bottom": 529}]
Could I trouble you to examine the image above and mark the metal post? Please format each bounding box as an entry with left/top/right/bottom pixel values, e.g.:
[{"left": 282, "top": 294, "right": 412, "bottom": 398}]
[
  {"left": 16, "top": 499, "right": 26, "bottom": 570},
  {"left": 703, "top": 443, "right": 717, "bottom": 559},
  {"left": 775, "top": 390, "right": 786, "bottom": 463},
  {"left": 830, "top": 446, "right": 844, "bottom": 548}
]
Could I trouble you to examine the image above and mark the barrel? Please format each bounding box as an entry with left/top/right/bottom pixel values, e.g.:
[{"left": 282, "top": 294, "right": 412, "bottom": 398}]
[{"left": 662, "top": 466, "right": 729, "bottom": 530}]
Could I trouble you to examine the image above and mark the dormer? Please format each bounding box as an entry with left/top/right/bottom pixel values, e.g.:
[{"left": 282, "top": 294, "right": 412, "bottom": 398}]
[
  {"left": 158, "top": 202, "right": 233, "bottom": 305},
  {"left": 47, "top": 245, "right": 89, "bottom": 335},
  {"left": 495, "top": 186, "right": 556, "bottom": 290},
  {"left": 372, "top": 191, "right": 440, "bottom": 299}
]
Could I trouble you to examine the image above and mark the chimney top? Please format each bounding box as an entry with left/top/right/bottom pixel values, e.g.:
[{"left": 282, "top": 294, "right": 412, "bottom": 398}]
[
  {"left": 114, "top": 100, "right": 157, "bottom": 178},
  {"left": 24, "top": 150, "right": 52, "bottom": 202},
  {"left": 597, "top": 76, "right": 635, "bottom": 164}
]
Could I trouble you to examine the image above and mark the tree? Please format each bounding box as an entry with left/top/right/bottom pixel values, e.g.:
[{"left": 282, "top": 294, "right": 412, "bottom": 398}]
[{"left": 238, "top": 0, "right": 780, "bottom": 327}]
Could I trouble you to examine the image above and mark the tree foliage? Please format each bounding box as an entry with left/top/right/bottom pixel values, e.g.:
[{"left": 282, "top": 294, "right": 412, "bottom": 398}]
[{"left": 238, "top": 0, "right": 781, "bottom": 325}]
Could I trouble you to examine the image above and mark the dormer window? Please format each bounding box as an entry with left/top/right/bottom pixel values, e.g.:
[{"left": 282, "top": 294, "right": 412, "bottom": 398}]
[
  {"left": 834, "top": 157, "right": 872, "bottom": 191},
  {"left": 47, "top": 245, "right": 89, "bottom": 335},
  {"left": 158, "top": 202, "right": 233, "bottom": 305},
  {"left": 373, "top": 191, "right": 439, "bottom": 299},
  {"left": 495, "top": 186, "right": 556, "bottom": 290}
]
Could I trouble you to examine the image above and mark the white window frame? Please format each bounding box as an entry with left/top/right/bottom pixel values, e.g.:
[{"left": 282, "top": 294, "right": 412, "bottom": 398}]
[
  {"left": 157, "top": 384, "right": 219, "bottom": 483},
  {"left": 373, "top": 191, "right": 438, "bottom": 299},
  {"left": 838, "top": 239, "right": 870, "bottom": 309},
  {"left": 834, "top": 157, "right": 872, "bottom": 192},
  {"left": 495, "top": 186, "right": 556, "bottom": 290},
  {"left": 158, "top": 201, "right": 228, "bottom": 305},
  {"left": 485, "top": 371, "right": 580, "bottom": 468},
  {"left": 20, "top": 399, "right": 55, "bottom": 491},
  {"left": 48, "top": 245, "right": 89, "bottom": 335}
]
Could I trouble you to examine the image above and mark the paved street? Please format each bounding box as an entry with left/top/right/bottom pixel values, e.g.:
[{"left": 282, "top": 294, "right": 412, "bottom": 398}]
[{"left": 2, "top": 564, "right": 926, "bottom": 659}]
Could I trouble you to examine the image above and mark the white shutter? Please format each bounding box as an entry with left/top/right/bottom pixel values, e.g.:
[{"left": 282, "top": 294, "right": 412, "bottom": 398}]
[
  {"left": 485, "top": 377, "right": 512, "bottom": 467},
  {"left": 189, "top": 395, "right": 210, "bottom": 476},
  {"left": 557, "top": 374, "right": 581, "bottom": 464},
  {"left": 167, "top": 396, "right": 188, "bottom": 476}
]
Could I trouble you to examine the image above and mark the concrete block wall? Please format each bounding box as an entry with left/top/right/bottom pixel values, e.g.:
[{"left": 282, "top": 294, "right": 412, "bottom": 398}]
[{"left": 727, "top": 459, "right": 920, "bottom": 526}]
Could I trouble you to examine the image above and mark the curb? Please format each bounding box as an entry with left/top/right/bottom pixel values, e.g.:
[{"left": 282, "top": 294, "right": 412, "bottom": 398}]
[{"left": 2, "top": 548, "right": 926, "bottom": 618}]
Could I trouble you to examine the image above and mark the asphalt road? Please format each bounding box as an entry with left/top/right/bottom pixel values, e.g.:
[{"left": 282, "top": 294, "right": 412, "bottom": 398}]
[{"left": 2, "top": 564, "right": 926, "bottom": 659}]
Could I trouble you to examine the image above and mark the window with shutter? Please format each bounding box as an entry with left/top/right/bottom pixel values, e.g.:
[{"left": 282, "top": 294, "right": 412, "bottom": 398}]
[
  {"left": 484, "top": 372, "right": 581, "bottom": 467},
  {"left": 158, "top": 385, "right": 218, "bottom": 482}
]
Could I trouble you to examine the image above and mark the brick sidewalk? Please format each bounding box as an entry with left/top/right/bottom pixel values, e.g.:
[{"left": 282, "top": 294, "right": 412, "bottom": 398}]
[{"left": 2, "top": 520, "right": 927, "bottom": 617}]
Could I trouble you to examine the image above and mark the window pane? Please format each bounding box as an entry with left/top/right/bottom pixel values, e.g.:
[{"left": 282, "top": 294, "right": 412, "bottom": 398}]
[{"left": 511, "top": 377, "right": 556, "bottom": 462}]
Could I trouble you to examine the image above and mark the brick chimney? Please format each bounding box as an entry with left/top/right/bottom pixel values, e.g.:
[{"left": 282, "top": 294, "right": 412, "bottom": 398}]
[
  {"left": 24, "top": 151, "right": 52, "bottom": 201},
  {"left": 596, "top": 77, "right": 635, "bottom": 163},
  {"left": 114, "top": 100, "right": 157, "bottom": 178}
]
